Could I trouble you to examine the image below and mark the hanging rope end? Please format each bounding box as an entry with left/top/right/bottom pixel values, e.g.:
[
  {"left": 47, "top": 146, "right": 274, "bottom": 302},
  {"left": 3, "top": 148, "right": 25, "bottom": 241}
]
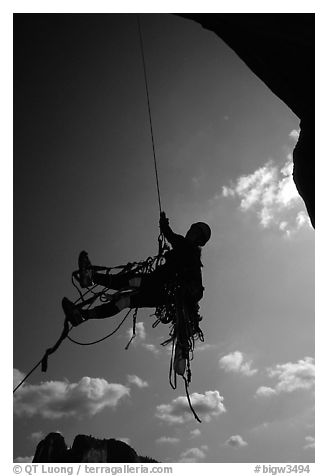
[
  {"left": 183, "top": 376, "right": 202, "bottom": 423},
  {"left": 125, "top": 334, "right": 135, "bottom": 350}
]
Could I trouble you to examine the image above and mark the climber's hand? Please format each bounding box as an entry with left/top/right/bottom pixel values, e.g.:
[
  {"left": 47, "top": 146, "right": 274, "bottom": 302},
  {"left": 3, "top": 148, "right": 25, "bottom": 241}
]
[{"left": 159, "top": 211, "right": 169, "bottom": 230}]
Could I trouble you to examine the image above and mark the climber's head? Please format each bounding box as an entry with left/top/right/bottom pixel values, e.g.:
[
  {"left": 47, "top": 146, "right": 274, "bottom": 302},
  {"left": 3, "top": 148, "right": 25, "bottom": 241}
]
[{"left": 185, "top": 222, "right": 211, "bottom": 247}]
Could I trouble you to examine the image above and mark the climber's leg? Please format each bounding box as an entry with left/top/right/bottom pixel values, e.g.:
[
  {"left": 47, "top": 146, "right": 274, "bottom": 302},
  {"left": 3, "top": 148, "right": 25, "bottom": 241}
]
[
  {"left": 62, "top": 293, "right": 133, "bottom": 327},
  {"left": 82, "top": 293, "right": 132, "bottom": 320},
  {"left": 78, "top": 250, "right": 144, "bottom": 290},
  {"left": 92, "top": 272, "right": 142, "bottom": 290},
  {"left": 62, "top": 297, "right": 83, "bottom": 327},
  {"left": 83, "top": 274, "right": 161, "bottom": 321}
]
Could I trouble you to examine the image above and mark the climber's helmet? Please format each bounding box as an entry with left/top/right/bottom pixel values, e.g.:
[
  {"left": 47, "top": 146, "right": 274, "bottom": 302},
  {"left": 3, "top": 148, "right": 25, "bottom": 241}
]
[{"left": 185, "top": 222, "right": 211, "bottom": 247}]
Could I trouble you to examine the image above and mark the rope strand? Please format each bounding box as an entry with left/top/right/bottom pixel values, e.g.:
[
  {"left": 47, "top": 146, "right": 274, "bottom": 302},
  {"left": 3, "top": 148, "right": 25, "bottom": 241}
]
[
  {"left": 67, "top": 308, "right": 132, "bottom": 346},
  {"left": 13, "top": 358, "right": 43, "bottom": 394},
  {"left": 137, "top": 14, "right": 162, "bottom": 214}
]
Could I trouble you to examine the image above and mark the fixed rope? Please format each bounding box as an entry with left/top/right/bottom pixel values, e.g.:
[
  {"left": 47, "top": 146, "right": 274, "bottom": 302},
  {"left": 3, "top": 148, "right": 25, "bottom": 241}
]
[
  {"left": 13, "top": 301, "right": 132, "bottom": 393},
  {"left": 137, "top": 14, "right": 162, "bottom": 214},
  {"left": 13, "top": 358, "right": 45, "bottom": 394}
]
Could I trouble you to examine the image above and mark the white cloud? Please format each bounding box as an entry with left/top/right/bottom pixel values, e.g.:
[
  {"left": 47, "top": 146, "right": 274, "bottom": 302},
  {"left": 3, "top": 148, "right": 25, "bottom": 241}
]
[
  {"left": 219, "top": 351, "right": 258, "bottom": 376},
  {"left": 222, "top": 185, "right": 235, "bottom": 198},
  {"left": 192, "top": 173, "right": 206, "bottom": 189},
  {"left": 255, "top": 357, "right": 314, "bottom": 398},
  {"left": 155, "top": 390, "right": 226, "bottom": 424},
  {"left": 255, "top": 386, "right": 277, "bottom": 398},
  {"left": 126, "top": 322, "right": 160, "bottom": 355},
  {"left": 296, "top": 211, "right": 311, "bottom": 228},
  {"left": 117, "top": 437, "right": 131, "bottom": 445},
  {"left": 14, "top": 368, "right": 25, "bottom": 389},
  {"left": 225, "top": 435, "right": 248, "bottom": 448},
  {"left": 142, "top": 343, "right": 160, "bottom": 355},
  {"left": 190, "top": 428, "right": 201, "bottom": 438},
  {"left": 127, "top": 375, "right": 149, "bottom": 388},
  {"left": 29, "top": 431, "right": 44, "bottom": 442},
  {"left": 289, "top": 129, "right": 300, "bottom": 141},
  {"left": 304, "top": 435, "right": 315, "bottom": 450},
  {"left": 127, "top": 321, "right": 146, "bottom": 341},
  {"left": 268, "top": 357, "right": 315, "bottom": 393},
  {"left": 14, "top": 372, "right": 130, "bottom": 419},
  {"left": 250, "top": 422, "right": 269, "bottom": 433},
  {"left": 156, "top": 436, "right": 180, "bottom": 444},
  {"left": 194, "top": 343, "right": 216, "bottom": 353},
  {"left": 279, "top": 221, "right": 288, "bottom": 231},
  {"left": 221, "top": 144, "right": 311, "bottom": 235},
  {"left": 14, "top": 456, "right": 34, "bottom": 463},
  {"left": 179, "top": 446, "right": 207, "bottom": 463}
]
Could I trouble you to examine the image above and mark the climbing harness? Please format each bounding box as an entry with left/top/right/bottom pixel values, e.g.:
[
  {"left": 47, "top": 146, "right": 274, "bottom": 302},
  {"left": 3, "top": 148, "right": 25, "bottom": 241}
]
[{"left": 14, "top": 15, "right": 206, "bottom": 423}]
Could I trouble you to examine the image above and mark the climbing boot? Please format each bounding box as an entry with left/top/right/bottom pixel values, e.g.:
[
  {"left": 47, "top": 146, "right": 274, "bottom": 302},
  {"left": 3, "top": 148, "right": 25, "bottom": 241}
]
[
  {"left": 78, "top": 250, "right": 93, "bottom": 288},
  {"left": 62, "top": 297, "right": 85, "bottom": 327}
]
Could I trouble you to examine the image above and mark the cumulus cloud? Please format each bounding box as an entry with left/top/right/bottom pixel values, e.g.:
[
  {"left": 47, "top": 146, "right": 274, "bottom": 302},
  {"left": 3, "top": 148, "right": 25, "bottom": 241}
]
[
  {"left": 219, "top": 351, "right": 258, "bottom": 376},
  {"left": 179, "top": 446, "right": 208, "bottom": 463},
  {"left": 268, "top": 357, "right": 315, "bottom": 393},
  {"left": 250, "top": 422, "right": 269, "bottom": 433},
  {"left": 126, "top": 322, "right": 160, "bottom": 355},
  {"left": 14, "top": 456, "right": 33, "bottom": 463},
  {"left": 304, "top": 436, "right": 315, "bottom": 450},
  {"left": 29, "top": 431, "right": 44, "bottom": 442},
  {"left": 225, "top": 434, "right": 248, "bottom": 448},
  {"left": 221, "top": 144, "right": 311, "bottom": 235},
  {"left": 126, "top": 375, "right": 149, "bottom": 388},
  {"left": 14, "top": 369, "right": 25, "bottom": 389},
  {"left": 296, "top": 211, "right": 311, "bottom": 229},
  {"left": 14, "top": 372, "right": 130, "bottom": 419},
  {"left": 155, "top": 390, "right": 226, "bottom": 424},
  {"left": 142, "top": 343, "right": 160, "bottom": 355},
  {"left": 190, "top": 428, "right": 201, "bottom": 438},
  {"left": 127, "top": 322, "right": 146, "bottom": 342},
  {"left": 255, "top": 357, "right": 314, "bottom": 398},
  {"left": 156, "top": 436, "right": 180, "bottom": 444},
  {"left": 255, "top": 386, "right": 277, "bottom": 398},
  {"left": 117, "top": 437, "right": 131, "bottom": 445},
  {"left": 194, "top": 343, "right": 216, "bottom": 353},
  {"left": 289, "top": 129, "right": 300, "bottom": 141}
]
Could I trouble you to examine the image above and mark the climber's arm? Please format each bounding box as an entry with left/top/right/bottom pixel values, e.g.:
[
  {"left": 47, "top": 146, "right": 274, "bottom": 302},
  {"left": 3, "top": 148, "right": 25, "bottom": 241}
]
[{"left": 159, "top": 212, "right": 182, "bottom": 247}]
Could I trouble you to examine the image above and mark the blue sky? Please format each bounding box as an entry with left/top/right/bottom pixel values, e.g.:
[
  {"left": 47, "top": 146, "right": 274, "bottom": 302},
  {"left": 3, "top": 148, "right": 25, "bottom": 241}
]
[{"left": 12, "top": 13, "right": 314, "bottom": 464}]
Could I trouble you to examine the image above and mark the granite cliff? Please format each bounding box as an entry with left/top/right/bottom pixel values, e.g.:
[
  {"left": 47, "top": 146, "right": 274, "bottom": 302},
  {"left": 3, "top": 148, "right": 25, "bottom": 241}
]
[
  {"left": 33, "top": 432, "right": 158, "bottom": 463},
  {"left": 179, "top": 14, "right": 315, "bottom": 227}
]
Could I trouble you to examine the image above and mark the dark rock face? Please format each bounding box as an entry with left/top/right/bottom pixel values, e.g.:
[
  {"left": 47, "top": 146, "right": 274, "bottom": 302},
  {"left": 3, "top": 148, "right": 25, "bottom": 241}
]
[
  {"left": 33, "top": 432, "right": 68, "bottom": 463},
  {"left": 178, "top": 14, "right": 315, "bottom": 227},
  {"left": 32, "top": 433, "right": 158, "bottom": 463}
]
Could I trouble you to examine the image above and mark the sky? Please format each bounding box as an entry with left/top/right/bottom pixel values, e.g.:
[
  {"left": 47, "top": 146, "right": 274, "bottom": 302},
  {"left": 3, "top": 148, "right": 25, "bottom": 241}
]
[{"left": 12, "top": 13, "right": 315, "bottom": 464}]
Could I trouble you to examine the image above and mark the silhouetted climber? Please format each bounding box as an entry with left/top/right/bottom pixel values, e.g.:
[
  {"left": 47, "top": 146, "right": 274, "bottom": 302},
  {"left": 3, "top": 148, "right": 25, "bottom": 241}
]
[
  {"left": 13, "top": 213, "right": 211, "bottom": 422},
  {"left": 62, "top": 212, "right": 211, "bottom": 328}
]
